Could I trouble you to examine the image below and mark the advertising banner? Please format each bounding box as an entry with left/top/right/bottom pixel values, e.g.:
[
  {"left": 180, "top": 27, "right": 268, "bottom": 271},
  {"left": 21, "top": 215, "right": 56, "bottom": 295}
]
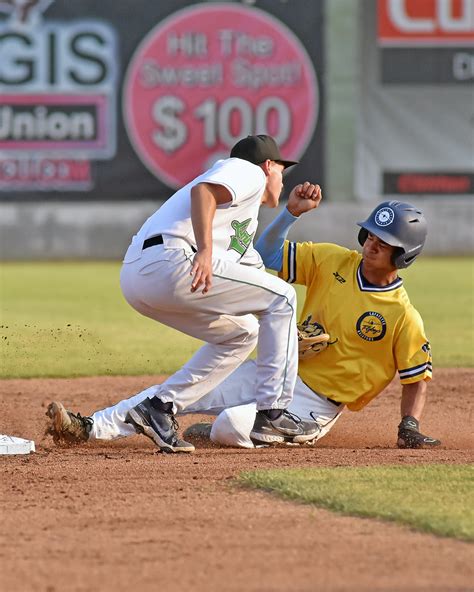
[
  {"left": 378, "top": 0, "right": 474, "bottom": 84},
  {"left": 355, "top": 0, "right": 473, "bottom": 199},
  {"left": 0, "top": 1, "right": 324, "bottom": 201}
]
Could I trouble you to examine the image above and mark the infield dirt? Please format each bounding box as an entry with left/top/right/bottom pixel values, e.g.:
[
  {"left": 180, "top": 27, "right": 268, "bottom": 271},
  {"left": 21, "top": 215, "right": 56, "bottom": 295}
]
[{"left": 1, "top": 368, "right": 473, "bottom": 592}]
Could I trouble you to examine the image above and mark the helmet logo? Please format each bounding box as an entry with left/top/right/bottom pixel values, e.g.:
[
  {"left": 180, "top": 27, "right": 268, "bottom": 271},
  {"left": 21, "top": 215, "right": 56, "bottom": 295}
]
[{"left": 374, "top": 207, "right": 394, "bottom": 227}]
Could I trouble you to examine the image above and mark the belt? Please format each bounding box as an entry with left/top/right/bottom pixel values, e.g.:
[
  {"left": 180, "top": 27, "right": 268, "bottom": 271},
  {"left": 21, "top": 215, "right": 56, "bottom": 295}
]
[
  {"left": 143, "top": 234, "right": 197, "bottom": 253},
  {"left": 143, "top": 235, "right": 164, "bottom": 249}
]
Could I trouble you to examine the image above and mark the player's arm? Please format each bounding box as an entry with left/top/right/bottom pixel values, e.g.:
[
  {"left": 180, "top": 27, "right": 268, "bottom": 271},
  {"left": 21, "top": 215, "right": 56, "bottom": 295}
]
[
  {"left": 190, "top": 182, "right": 232, "bottom": 293},
  {"left": 400, "top": 380, "right": 427, "bottom": 420},
  {"left": 255, "top": 207, "right": 297, "bottom": 271},
  {"left": 397, "top": 380, "right": 440, "bottom": 448},
  {"left": 255, "top": 182, "right": 322, "bottom": 271},
  {"left": 395, "top": 308, "right": 439, "bottom": 449}
]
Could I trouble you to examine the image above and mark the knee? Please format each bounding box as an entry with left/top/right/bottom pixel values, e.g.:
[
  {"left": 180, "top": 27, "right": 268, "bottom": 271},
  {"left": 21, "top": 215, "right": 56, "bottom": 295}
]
[
  {"left": 224, "top": 316, "right": 259, "bottom": 351},
  {"left": 273, "top": 283, "right": 297, "bottom": 313},
  {"left": 210, "top": 406, "right": 256, "bottom": 449}
]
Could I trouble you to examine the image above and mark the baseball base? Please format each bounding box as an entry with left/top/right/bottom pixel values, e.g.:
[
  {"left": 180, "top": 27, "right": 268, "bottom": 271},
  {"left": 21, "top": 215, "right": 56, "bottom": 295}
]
[{"left": 0, "top": 435, "right": 36, "bottom": 455}]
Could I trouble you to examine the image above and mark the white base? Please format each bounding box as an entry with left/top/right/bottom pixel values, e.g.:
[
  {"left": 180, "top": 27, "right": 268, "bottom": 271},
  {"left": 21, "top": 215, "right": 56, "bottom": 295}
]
[{"left": 0, "top": 435, "right": 36, "bottom": 455}]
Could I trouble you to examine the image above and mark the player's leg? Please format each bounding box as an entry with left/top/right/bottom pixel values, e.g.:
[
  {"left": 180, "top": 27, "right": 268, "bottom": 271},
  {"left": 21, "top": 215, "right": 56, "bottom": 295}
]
[
  {"left": 149, "top": 311, "right": 259, "bottom": 413},
  {"left": 210, "top": 260, "right": 318, "bottom": 444},
  {"left": 195, "top": 374, "right": 344, "bottom": 449},
  {"left": 186, "top": 360, "right": 259, "bottom": 448},
  {"left": 89, "top": 385, "right": 159, "bottom": 440},
  {"left": 210, "top": 403, "right": 257, "bottom": 448},
  {"left": 45, "top": 385, "right": 159, "bottom": 444},
  {"left": 288, "top": 378, "right": 345, "bottom": 441},
  {"left": 121, "top": 250, "right": 314, "bottom": 450},
  {"left": 45, "top": 350, "right": 259, "bottom": 446},
  {"left": 185, "top": 359, "right": 259, "bottom": 414},
  {"left": 47, "top": 353, "right": 258, "bottom": 447},
  {"left": 211, "top": 257, "right": 299, "bottom": 413},
  {"left": 122, "top": 255, "right": 297, "bottom": 410}
]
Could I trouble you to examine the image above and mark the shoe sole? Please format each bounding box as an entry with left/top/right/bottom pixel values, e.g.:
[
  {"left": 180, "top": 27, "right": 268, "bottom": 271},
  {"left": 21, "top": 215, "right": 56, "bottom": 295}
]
[
  {"left": 293, "top": 432, "right": 320, "bottom": 444},
  {"left": 397, "top": 438, "right": 441, "bottom": 449},
  {"left": 249, "top": 430, "right": 287, "bottom": 444},
  {"left": 125, "top": 409, "right": 194, "bottom": 453},
  {"left": 250, "top": 429, "right": 319, "bottom": 445}
]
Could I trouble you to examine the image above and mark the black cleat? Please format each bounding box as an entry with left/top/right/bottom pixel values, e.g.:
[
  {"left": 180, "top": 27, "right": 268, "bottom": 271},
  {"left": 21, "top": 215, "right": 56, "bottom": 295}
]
[
  {"left": 397, "top": 416, "right": 441, "bottom": 449},
  {"left": 250, "top": 409, "right": 319, "bottom": 444},
  {"left": 125, "top": 397, "right": 195, "bottom": 453}
]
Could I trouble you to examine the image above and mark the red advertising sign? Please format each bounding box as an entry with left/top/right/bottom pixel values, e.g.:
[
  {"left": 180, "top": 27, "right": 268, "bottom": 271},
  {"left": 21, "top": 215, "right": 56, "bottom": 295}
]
[
  {"left": 124, "top": 3, "right": 319, "bottom": 188},
  {"left": 378, "top": 0, "right": 474, "bottom": 45},
  {"left": 384, "top": 172, "right": 474, "bottom": 194}
]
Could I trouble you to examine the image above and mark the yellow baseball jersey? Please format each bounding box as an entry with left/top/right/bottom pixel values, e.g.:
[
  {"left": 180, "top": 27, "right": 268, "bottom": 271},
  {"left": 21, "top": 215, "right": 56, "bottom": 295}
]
[{"left": 280, "top": 242, "right": 432, "bottom": 411}]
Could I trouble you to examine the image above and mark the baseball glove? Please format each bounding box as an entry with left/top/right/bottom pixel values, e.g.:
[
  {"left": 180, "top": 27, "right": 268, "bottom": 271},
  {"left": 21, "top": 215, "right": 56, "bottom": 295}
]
[
  {"left": 297, "top": 322, "right": 330, "bottom": 360},
  {"left": 397, "top": 415, "right": 441, "bottom": 449}
]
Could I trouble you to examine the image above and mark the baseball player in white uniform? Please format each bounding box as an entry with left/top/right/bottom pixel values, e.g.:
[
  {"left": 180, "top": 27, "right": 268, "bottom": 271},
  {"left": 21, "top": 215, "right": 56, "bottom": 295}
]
[{"left": 47, "top": 135, "right": 320, "bottom": 452}]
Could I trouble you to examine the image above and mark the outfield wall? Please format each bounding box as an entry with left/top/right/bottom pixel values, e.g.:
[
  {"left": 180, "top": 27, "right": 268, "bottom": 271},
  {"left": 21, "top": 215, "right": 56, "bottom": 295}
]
[{"left": 1, "top": 198, "right": 472, "bottom": 260}]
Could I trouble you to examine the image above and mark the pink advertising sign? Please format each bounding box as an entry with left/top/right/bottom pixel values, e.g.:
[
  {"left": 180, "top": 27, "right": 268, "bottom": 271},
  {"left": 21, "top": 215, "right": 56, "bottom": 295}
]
[{"left": 123, "top": 3, "right": 319, "bottom": 188}]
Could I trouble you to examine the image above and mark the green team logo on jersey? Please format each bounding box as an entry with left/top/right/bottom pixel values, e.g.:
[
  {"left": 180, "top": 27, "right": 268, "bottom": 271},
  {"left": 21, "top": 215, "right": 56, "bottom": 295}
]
[
  {"left": 356, "top": 311, "right": 387, "bottom": 341},
  {"left": 228, "top": 218, "right": 254, "bottom": 255}
]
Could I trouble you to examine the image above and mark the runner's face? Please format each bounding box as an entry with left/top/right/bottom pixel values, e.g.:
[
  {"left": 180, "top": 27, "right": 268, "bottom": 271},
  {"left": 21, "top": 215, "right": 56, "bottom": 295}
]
[
  {"left": 261, "top": 161, "right": 285, "bottom": 208},
  {"left": 362, "top": 232, "right": 397, "bottom": 271}
]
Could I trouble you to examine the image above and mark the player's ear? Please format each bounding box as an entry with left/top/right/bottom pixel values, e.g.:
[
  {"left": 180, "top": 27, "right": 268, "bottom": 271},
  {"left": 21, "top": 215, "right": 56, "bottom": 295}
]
[{"left": 259, "top": 159, "right": 273, "bottom": 176}]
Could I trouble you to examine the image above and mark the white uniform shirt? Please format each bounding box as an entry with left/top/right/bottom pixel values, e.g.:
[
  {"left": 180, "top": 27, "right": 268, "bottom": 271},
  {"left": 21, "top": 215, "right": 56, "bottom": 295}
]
[{"left": 124, "top": 158, "right": 265, "bottom": 267}]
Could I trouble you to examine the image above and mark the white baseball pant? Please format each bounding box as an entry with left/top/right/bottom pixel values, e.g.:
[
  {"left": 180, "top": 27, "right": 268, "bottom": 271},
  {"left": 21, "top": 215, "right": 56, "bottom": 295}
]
[
  {"left": 90, "top": 360, "right": 343, "bottom": 447},
  {"left": 120, "top": 242, "right": 298, "bottom": 414}
]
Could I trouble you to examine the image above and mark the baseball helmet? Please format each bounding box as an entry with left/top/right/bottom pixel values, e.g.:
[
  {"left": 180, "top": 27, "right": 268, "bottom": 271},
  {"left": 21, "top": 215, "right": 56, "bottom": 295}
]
[{"left": 357, "top": 201, "right": 427, "bottom": 269}]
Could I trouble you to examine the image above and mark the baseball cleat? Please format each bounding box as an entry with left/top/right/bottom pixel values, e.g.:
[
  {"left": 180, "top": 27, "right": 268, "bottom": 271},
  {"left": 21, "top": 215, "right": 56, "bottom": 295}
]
[
  {"left": 125, "top": 397, "right": 195, "bottom": 453},
  {"left": 397, "top": 433, "right": 441, "bottom": 449},
  {"left": 250, "top": 409, "right": 319, "bottom": 444},
  {"left": 397, "top": 416, "right": 441, "bottom": 449},
  {"left": 45, "top": 401, "right": 93, "bottom": 444}
]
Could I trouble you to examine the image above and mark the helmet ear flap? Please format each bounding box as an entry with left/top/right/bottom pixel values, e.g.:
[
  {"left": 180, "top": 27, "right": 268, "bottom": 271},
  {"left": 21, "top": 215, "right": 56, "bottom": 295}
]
[
  {"left": 393, "top": 248, "right": 418, "bottom": 269},
  {"left": 392, "top": 247, "right": 405, "bottom": 268},
  {"left": 358, "top": 228, "right": 368, "bottom": 247}
]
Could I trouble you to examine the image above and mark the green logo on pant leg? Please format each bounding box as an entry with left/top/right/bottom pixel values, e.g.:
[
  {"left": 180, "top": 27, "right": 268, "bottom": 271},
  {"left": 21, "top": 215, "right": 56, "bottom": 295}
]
[{"left": 228, "top": 218, "right": 254, "bottom": 255}]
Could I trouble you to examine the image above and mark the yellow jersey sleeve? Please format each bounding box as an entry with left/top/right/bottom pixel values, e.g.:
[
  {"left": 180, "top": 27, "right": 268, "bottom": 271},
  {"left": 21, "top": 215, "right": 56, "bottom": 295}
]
[
  {"left": 279, "top": 241, "right": 347, "bottom": 285},
  {"left": 395, "top": 306, "right": 432, "bottom": 384}
]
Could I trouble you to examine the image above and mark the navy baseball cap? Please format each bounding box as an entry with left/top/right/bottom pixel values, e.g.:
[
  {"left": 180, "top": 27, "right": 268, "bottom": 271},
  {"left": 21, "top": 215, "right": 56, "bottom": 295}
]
[{"left": 230, "top": 134, "right": 298, "bottom": 169}]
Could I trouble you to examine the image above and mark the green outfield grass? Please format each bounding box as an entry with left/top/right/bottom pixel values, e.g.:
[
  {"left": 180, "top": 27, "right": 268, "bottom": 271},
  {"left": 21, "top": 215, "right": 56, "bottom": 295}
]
[
  {"left": 0, "top": 262, "right": 202, "bottom": 378},
  {"left": 0, "top": 257, "right": 472, "bottom": 378},
  {"left": 239, "top": 464, "right": 474, "bottom": 541}
]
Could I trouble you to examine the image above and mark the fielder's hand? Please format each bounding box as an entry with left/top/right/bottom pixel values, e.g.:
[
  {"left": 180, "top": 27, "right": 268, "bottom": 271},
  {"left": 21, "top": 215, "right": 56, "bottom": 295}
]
[
  {"left": 297, "top": 322, "right": 330, "bottom": 360},
  {"left": 190, "top": 249, "right": 213, "bottom": 294},
  {"left": 397, "top": 415, "right": 441, "bottom": 449},
  {"left": 287, "top": 182, "right": 322, "bottom": 217}
]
